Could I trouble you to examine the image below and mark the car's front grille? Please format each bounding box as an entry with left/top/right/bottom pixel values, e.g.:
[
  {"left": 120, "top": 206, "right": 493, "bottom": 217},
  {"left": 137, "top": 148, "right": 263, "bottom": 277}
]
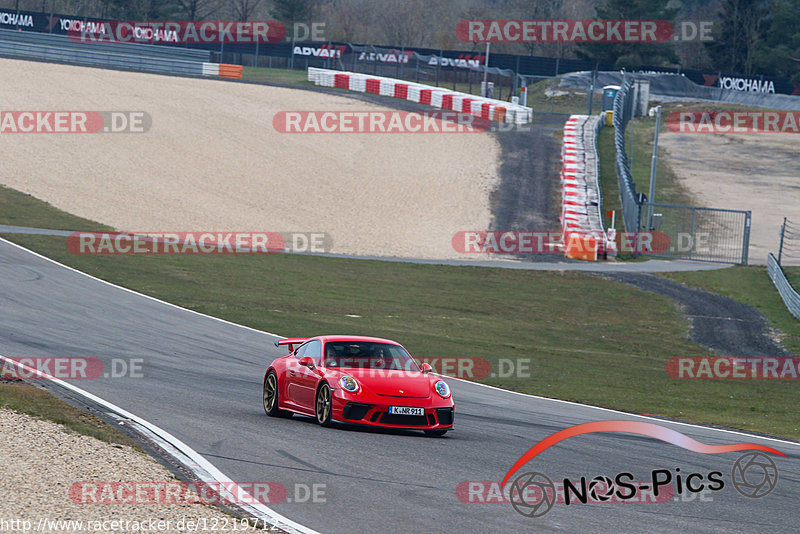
[
  {"left": 379, "top": 413, "right": 428, "bottom": 426},
  {"left": 436, "top": 408, "right": 454, "bottom": 426},
  {"left": 342, "top": 402, "right": 370, "bottom": 421}
]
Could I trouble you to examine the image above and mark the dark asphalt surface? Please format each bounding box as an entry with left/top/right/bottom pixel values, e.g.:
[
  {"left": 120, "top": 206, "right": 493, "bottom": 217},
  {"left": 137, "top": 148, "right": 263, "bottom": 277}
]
[
  {"left": 2, "top": 239, "right": 799, "bottom": 533},
  {"left": 491, "top": 112, "right": 568, "bottom": 234},
  {"left": 600, "top": 273, "right": 793, "bottom": 357}
]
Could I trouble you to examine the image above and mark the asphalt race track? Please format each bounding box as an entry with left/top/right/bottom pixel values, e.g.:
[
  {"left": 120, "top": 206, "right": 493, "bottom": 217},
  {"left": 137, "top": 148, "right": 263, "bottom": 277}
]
[{"left": 1, "top": 238, "right": 798, "bottom": 533}]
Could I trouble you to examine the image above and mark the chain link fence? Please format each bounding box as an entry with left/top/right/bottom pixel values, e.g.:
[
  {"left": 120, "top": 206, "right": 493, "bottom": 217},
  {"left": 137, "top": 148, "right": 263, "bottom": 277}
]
[
  {"left": 777, "top": 218, "right": 800, "bottom": 267},
  {"left": 610, "top": 74, "right": 752, "bottom": 265},
  {"left": 612, "top": 77, "right": 642, "bottom": 234}
]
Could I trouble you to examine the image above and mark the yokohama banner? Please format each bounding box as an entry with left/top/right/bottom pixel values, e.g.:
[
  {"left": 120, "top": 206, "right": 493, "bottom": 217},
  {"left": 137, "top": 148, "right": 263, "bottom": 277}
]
[{"left": 4, "top": 8, "right": 799, "bottom": 96}]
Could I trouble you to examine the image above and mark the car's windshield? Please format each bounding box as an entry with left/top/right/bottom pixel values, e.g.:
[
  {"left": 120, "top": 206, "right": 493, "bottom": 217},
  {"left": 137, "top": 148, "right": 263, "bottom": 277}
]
[{"left": 324, "top": 341, "right": 420, "bottom": 371}]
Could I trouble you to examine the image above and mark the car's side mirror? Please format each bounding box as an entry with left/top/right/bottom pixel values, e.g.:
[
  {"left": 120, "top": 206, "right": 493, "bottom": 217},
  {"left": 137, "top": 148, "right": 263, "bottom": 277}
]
[
  {"left": 299, "top": 356, "right": 315, "bottom": 369},
  {"left": 420, "top": 363, "right": 432, "bottom": 374}
]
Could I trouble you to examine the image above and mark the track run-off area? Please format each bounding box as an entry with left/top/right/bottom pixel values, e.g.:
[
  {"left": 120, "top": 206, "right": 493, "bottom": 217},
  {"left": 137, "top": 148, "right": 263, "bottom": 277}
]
[{"left": 1, "top": 237, "right": 798, "bottom": 533}]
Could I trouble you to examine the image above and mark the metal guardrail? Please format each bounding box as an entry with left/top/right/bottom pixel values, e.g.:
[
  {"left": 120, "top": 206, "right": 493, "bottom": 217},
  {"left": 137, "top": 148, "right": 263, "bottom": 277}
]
[
  {"left": 0, "top": 28, "right": 211, "bottom": 61},
  {"left": 768, "top": 253, "right": 800, "bottom": 319},
  {"left": 0, "top": 38, "right": 205, "bottom": 76}
]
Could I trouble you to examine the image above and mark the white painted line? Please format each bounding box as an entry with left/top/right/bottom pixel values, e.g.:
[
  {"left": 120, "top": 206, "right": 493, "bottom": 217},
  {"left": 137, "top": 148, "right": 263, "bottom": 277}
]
[
  {"left": 0, "top": 237, "right": 285, "bottom": 340},
  {"left": 0, "top": 354, "right": 317, "bottom": 534},
  {"left": 446, "top": 376, "right": 800, "bottom": 449}
]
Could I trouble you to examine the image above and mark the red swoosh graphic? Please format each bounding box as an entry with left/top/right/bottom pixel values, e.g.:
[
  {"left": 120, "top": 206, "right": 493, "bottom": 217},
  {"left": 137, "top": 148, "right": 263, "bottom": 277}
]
[{"left": 502, "top": 420, "right": 785, "bottom": 487}]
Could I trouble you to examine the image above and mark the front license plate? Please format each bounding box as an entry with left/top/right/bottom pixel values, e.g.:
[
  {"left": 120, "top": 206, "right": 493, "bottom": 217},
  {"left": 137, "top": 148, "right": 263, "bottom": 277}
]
[{"left": 389, "top": 406, "right": 424, "bottom": 416}]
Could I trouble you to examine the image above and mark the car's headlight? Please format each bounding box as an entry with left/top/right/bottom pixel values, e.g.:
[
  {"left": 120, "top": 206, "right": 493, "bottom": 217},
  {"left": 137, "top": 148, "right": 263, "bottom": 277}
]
[
  {"left": 339, "top": 375, "right": 359, "bottom": 393},
  {"left": 434, "top": 380, "right": 450, "bottom": 398}
]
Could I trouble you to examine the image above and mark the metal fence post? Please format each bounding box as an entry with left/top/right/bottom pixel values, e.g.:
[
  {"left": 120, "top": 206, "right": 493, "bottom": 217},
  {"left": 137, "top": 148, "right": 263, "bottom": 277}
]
[
  {"left": 399, "top": 47, "right": 404, "bottom": 79},
  {"left": 778, "top": 217, "right": 786, "bottom": 265},
  {"left": 742, "top": 211, "right": 751, "bottom": 265},
  {"left": 689, "top": 207, "right": 696, "bottom": 260},
  {"left": 435, "top": 51, "right": 440, "bottom": 86},
  {"left": 646, "top": 106, "right": 661, "bottom": 232}
]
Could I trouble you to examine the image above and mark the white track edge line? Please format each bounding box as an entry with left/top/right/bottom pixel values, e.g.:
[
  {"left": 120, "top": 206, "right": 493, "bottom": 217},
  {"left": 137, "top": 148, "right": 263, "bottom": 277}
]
[
  {"left": 0, "top": 354, "right": 318, "bottom": 534},
  {"left": 3, "top": 236, "right": 798, "bottom": 450},
  {"left": 0, "top": 236, "right": 285, "bottom": 340},
  {"left": 445, "top": 375, "right": 800, "bottom": 449}
]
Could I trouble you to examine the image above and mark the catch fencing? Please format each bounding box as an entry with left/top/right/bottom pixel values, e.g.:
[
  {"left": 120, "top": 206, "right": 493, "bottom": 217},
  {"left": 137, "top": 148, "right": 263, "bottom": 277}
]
[
  {"left": 610, "top": 75, "right": 751, "bottom": 264},
  {"left": 777, "top": 218, "right": 800, "bottom": 266},
  {"left": 612, "top": 77, "right": 641, "bottom": 234}
]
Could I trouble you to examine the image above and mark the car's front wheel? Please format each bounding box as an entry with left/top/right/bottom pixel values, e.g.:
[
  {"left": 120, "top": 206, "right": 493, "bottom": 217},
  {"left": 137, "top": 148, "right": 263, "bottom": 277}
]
[
  {"left": 315, "top": 382, "right": 332, "bottom": 426},
  {"left": 263, "top": 371, "right": 291, "bottom": 418}
]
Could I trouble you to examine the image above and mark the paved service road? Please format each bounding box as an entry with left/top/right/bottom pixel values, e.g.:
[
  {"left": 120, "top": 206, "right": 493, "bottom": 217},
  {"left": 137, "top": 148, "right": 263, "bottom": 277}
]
[{"left": 1, "top": 239, "right": 796, "bottom": 533}]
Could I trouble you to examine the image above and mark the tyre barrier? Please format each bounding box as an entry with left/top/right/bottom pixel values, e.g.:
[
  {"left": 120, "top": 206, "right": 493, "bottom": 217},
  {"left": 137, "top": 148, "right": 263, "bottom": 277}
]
[
  {"left": 308, "top": 67, "right": 532, "bottom": 124},
  {"left": 560, "top": 114, "right": 615, "bottom": 261}
]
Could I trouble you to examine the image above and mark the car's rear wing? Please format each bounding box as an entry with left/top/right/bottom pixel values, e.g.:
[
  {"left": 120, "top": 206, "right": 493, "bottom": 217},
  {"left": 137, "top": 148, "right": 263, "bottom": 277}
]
[{"left": 274, "top": 338, "right": 309, "bottom": 352}]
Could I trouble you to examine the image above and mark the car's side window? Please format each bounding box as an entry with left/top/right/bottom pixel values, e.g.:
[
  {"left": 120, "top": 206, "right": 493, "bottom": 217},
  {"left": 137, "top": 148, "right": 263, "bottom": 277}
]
[
  {"left": 304, "top": 340, "right": 322, "bottom": 366},
  {"left": 293, "top": 342, "right": 308, "bottom": 359}
]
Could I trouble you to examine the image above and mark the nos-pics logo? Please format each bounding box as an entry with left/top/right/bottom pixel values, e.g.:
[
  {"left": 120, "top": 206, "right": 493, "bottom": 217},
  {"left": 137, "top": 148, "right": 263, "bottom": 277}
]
[{"left": 502, "top": 421, "right": 783, "bottom": 518}]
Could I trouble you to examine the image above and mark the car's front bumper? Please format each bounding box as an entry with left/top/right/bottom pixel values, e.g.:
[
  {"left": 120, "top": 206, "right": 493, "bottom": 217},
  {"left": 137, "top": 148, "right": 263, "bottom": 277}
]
[{"left": 333, "top": 398, "right": 454, "bottom": 430}]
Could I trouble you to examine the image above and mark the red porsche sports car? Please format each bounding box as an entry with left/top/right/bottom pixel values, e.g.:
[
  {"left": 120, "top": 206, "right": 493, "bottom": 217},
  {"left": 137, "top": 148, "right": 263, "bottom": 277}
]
[{"left": 263, "top": 335, "right": 454, "bottom": 436}]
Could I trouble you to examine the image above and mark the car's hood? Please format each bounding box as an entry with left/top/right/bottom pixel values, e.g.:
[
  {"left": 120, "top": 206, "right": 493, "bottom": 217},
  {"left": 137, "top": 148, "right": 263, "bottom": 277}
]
[{"left": 330, "top": 368, "right": 433, "bottom": 398}]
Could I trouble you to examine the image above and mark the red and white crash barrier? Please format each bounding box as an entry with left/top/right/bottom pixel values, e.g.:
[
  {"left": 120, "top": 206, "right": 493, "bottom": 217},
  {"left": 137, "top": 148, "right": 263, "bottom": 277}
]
[
  {"left": 560, "top": 114, "right": 615, "bottom": 261},
  {"left": 308, "top": 67, "right": 533, "bottom": 124}
]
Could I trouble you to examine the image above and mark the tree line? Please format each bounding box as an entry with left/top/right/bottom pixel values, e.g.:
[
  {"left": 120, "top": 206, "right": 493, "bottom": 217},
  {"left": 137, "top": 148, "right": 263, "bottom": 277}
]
[{"left": 2, "top": 0, "right": 798, "bottom": 81}]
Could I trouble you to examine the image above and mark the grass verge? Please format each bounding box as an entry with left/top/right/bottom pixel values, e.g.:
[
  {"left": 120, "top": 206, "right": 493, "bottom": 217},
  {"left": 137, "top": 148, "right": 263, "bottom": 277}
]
[
  {"left": 0, "top": 380, "right": 139, "bottom": 448},
  {"left": 1, "top": 185, "right": 799, "bottom": 439},
  {"left": 663, "top": 267, "right": 800, "bottom": 355}
]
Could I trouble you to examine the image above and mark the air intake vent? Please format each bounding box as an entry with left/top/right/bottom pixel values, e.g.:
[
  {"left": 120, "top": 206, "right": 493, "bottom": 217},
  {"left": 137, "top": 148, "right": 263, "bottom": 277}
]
[
  {"left": 436, "top": 408, "right": 454, "bottom": 426},
  {"left": 342, "top": 403, "right": 370, "bottom": 421}
]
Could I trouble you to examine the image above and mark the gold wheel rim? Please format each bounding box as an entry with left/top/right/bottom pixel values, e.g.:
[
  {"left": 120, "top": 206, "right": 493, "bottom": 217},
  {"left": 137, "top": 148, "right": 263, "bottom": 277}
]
[
  {"left": 316, "top": 385, "right": 331, "bottom": 423},
  {"left": 264, "top": 374, "right": 277, "bottom": 412}
]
